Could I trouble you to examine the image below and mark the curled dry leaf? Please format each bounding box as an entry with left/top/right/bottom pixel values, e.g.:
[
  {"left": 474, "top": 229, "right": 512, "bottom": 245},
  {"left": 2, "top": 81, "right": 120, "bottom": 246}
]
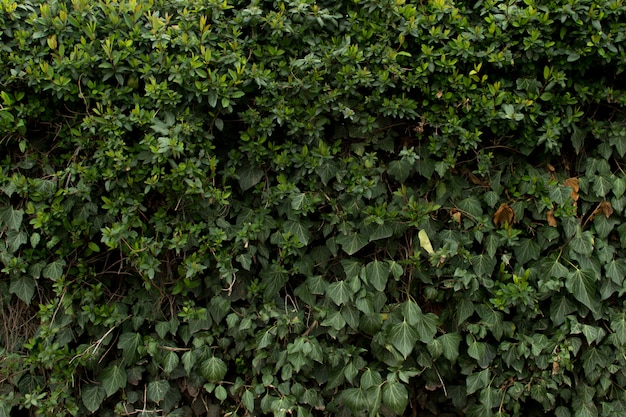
[
  {"left": 564, "top": 177, "right": 579, "bottom": 202},
  {"left": 598, "top": 201, "right": 614, "bottom": 218},
  {"left": 450, "top": 208, "right": 462, "bottom": 223},
  {"left": 546, "top": 209, "right": 557, "bottom": 227},
  {"left": 493, "top": 203, "right": 515, "bottom": 227}
]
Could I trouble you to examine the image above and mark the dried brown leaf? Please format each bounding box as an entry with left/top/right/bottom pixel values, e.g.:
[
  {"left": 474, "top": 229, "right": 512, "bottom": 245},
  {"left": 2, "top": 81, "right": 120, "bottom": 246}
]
[
  {"left": 546, "top": 209, "right": 557, "bottom": 227},
  {"left": 493, "top": 203, "right": 515, "bottom": 227}
]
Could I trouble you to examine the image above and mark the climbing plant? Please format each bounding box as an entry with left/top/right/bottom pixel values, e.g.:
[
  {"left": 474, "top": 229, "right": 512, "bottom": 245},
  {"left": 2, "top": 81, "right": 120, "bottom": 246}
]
[{"left": 1, "top": 0, "right": 626, "bottom": 416}]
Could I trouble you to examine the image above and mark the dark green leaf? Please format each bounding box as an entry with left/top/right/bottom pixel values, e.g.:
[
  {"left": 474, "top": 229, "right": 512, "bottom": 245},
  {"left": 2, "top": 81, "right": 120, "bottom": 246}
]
[
  {"left": 237, "top": 164, "right": 264, "bottom": 191},
  {"left": 100, "top": 365, "right": 127, "bottom": 397},
  {"left": 466, "top": 369, "right": 490, "bottom": 395},
  {"left": 0, "top": 206, "right": 24, "bottom": 230},
  {"left": 147, "top": 380, "right": 170, "bottom": 403},
  {"left": 471, "top": 254, "right": 496, "bottom": 277},
  {"left": 9, "top": 275, "right": 36, "bottom": 303},
  {"left": 565, "top": 269, "right": 599, "bottom": 312},
  {"left": 550, "top": 295, "right": 576, "bottom": 326},
  {"left": 201, "top": 357, "right": 227, "bottom": 383},
  {"left": 342, "top": 388, "right": 368, "bottom": 413},
  {"left": 513, "top": 238, "right": 540, "bottom": 265},
  {"left": 327, "top": 280, "right": 353, "bottom": 306},
  {"left": 283, "top": 220, "right": 311, "bottom": 245},
  {"left": 82, "top": 385, "right": 106, "bottom": 413},
  {"left": 336, "top": 232, "right": 368, "bottom": 255},
  {"left": 388, "top": 320, "right": 418, "bottom": 359},
  {"left": 363, "top": 260, "right": 389, "bottom": 291},
  {"left": 438, "top": 333, "right": 462, "bottom": 362},
  {"left": 43, "top": 259, "right": 66, "bottom": 281}
]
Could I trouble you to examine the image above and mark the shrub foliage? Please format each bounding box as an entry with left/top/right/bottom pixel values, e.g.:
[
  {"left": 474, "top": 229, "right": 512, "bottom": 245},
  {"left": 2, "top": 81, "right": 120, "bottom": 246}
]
[{"left": 2, "top": 0, "right": 626, "bottom": 416}]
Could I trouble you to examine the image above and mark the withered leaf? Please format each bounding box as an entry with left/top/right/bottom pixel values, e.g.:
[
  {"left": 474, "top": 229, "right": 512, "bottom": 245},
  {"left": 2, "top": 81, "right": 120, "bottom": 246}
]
[
  {"left": 598, "top": 201, "right": 614, "bottom": 218},
  {"left": 451, "top": 209, "right": 462, "bottom": 223},
  {"left": 546, "top": 209, "right": 557, "bottom": 227},
  {"left": 493, "top": 203, "right": 515, "bottom": 227},
  {"left": 564, "top": 177, "right": 579, "bottom": 202}
]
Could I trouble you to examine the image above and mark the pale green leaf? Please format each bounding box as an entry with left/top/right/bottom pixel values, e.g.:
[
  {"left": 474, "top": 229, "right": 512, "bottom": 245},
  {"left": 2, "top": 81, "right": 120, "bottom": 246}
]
[
  {"left": 100, "top": 365, "right": 127, "bottom": 397},
  {"left": 418, "top": 229, "right": 434, "bottom": 254},
  {"left": 363, "top": 260, "right": 389, "bottom": 292},
  {"left": 201, "top": 357, "right": 227, "bottom": 383},
  {"left": 565, "top": 269, "right": 599, "bottom": 312},
  {"left": 82, "top": 385, "right": 106, "bottom": 413},
  {"left": 382, "top": 382, "right": 408, "bottom": 415},
  {"left": 147, "top": 380, "right": 170, "bottom": 403},
  {"left": 389, "top": 320, "right": 418, "bottom": 359},
  {"left": 215, "top": 385, "right": 227, "bottom": 402},
  {"left": 336, "top": 232, "right": 368, "bottom": 255},
  {"left": 9, "top": 275, "right": 36, "bottom": 303}
]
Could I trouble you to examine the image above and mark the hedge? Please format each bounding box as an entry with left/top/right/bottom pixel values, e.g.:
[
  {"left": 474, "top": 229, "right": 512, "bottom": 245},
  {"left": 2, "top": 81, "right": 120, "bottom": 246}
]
[{"left": 1, "top": 0, "right": 626, "bottom": 416}]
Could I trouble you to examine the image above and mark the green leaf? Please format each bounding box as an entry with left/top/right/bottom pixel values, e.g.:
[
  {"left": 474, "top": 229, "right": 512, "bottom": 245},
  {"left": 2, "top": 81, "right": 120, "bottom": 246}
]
[
  {"left": 438, "top": 333, "right": 462, "bottom": 362},
  {"left": 5, "top": 229, "right": 27, "bottom": 252},
  {"left": 242, "top": 389, "right": 255, "bottom": 412},
  {"left": 457, "top": 196, "right": 483, "bottom": 217},
  {"left": 360, "top": 368, "right": 383, "bottom": 389},
  {"left": 147, "top": 380, "right": 170, "bottom": 403},
  {"left": 382, "top": 381, "right": 409, "bottom": 415},
  {"left": 402, "top": 300, "right": 422, "bottom": 326},
  {"left": 569, "top": 230, "right": 594, "bottom": 256},
  {"left": 100, "top": 365, "right": 127, "bottom": 397},
  {"left": 592, "top": 175, "right": 612, "bottom": 197},
  {"left": 415, "top": 312, "right": 438, "bottom": 344},
  {"left": 0, "top": 206, "right": 24, "bottom": 230},
  {"left": 336, "top": 231, "right": 368, "bottom": 255},
  {"left": 457, "top": 296, "right": 475, "bottom": 325},
  {"left": 574, "top": 402, "right": 598, "bottom": 417},
  {"left": 550, "top": 295, "right": 576, "bottom": 326},
  {"left": 43, "top": 259, "right": 66, "bottom": 281},
  {"left": 513, "top": 238, "right": 540, "bottom": 265},
  {"left": 327, "top": 280, "right": 353, "bottom": 306},
  {"left": 9, "top": 275, "right": 36, "bottom": 303},
  {"left": 387, "top": 159, "right": 412, "bottom": 183},
  {"left": 237, "top": 164, "right": 264, "bottom": 191},
  {"left": 363, "top": 260, "right": 389, "bottom": 292},
  {"left": 605, "top": 259, "right": 626, "bottom": 285},
  {"left": 610, "top": 312, "right": 626, "bottom": 345},
  {"left": 82, "top": 385, "right": 106, "bottom": 413},
  {"left": 215, "top": 385, "right": 228, "bottom": 402},
  {"left": 209, "top": 297, "right": 230, "bottom": 323},
  {"left": 466, "top": 369, "right": 490, "bottom": 395},
  {"left": 342, "top": 388, "right": 368, "bottom": 413},
  {"left": 201, "top": 357, "right": 227, "bottom": 383},
  {"left": 163, "top": 350, "right": 180, "bottom": 374},
  {"left": 117, "top": 332, "right": 143, "bottom": 363},
  {"left": 388, "top": 320, "right": 419, "bottom": 359},
  {"left": 283, "top": 220, "right": 311, "bottom": 245},
  {"left": 316, "top": 161, "right": 339, "bottom": 185},
  {"left": 182, "top": 350, "right": 197, "bottom": 375},
  {"left": 565, "top": 269, "right": 599, "bottom": 312},
  {"left": 471, "top": 254, "right": 496, "bottom": 277},
  {"left": 368, "top": 223, "right": 393, "bottom": 241}
]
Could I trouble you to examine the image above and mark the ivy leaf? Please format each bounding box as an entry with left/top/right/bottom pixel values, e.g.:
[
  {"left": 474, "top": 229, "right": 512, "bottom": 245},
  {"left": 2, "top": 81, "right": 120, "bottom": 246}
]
[
  {"left": 550, "top": 295, "right": 576, "bottom": 326},
  {"left": 209, "top": 297, "right": 230, "bottom": 324},
  {"left": 363, "top": 260, "right": 389, "bottom": 291},
  {"left": 43, "top": 259, "right": 66, "bottom": 281},
  {"left": 471, "top": 254, "right": 496, "bottom": 277},
  {"left": 402, "top": 300, "right": 422, "bottom": 326},
  {"left": 342, "top": 388, "right": 368, "bottom": 413},
  {"left": 100, "top": 365, "right": 127, "bottom": 397},
  {"left": 242, "top": 389, "right": 255, "bottom": 412},
  {"left": 388, "top": 320, "right": 419, "bottom": 359},
  {"left": 360, "top": 368, "right": 383, "bottom": 389},
  {"left": 513, "top": 238, "right": 540, "bottom": 265},
  {"left": 283, "top": 220, "right": 311, "bottom": 245},
  {"left": 605, "top": 259, "right": 626, "bottom": 285},
  {"left": 316, "top": 161, "right": 338, "bottom": 185},
  {"left": 5, "top": 229, "right": 27, "bottom": 252},
  {"left": 569, "top": 230, "right": 594, "bottom": 256},
  {"left": 237, "top": 164, "right": 264, "bottom": 191},
  {"left": 438, "top": 333, "right": 462, "bottom": 362},
  {"left": 327, "top": 280, "right": 353, "bottom": 306},
  {"left": 260, "top": 266, "right": 288, "bottom": 301},
  {"left": 201, "top": 357, "right": 227, "bottom": 383},
  {"left": 81, "top": 385, "right": 106, "bottom": 413},
  {"left": 610, "top": 312, "right": 626, "bottom": 345},
  {"left": 368, "top": 222, "right": 393, "bottom": 241},
  {"left": 565, "top": 269, "right": 599, "bottom": 313},
  {"left": 382, "top": 381, "right": 409, "bottom": 415},
  {"left": 0, "top": 206, "right": 24, "bottom": 230},
  {"left": 163, "top": 350, "right": 180, "bottom": 374},
  {"left": 592, "top": 175, "right": 612, "bottom": 197},
  {"left": 117, "top": 332, "right": 143, "bottom": 363},
  {"left": 415, "top": 313, "right": 438, "bottom": 344},
  {"left": 9, "top": 276, "right": 36, "bottom": 303},
  {"left": 147, "top": 380, "right": 170, "bottom": 403},
  {"left": 181, "top": 350, "right": 197, "bottom": 375},
  {"left": 466, "top": 369, "right": 490, "bottom": 395},
  {"left": 457, "top": 196, "right": 483, "bottom": 217},
  {"left": 387, "top": 159, "right": 413, "bottom": 183},
  {"left": 336, "top": 231, "right": 368, "bottom": 255}
]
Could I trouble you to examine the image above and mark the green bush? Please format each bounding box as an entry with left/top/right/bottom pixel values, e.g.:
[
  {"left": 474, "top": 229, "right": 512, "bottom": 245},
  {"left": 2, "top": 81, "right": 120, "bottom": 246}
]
[{"left": 1, "top": 0, "right": 626, "bottom": 416}]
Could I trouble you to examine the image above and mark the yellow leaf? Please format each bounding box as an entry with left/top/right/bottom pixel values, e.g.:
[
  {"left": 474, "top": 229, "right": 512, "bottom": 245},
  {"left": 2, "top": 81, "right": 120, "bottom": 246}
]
[{"left": 418, "top": 229, "right": 434, "bottom": 254}]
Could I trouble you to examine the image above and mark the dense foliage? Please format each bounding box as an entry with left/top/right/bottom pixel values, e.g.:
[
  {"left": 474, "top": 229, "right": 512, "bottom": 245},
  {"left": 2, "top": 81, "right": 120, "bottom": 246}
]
[{"left": 2, "top": 0, "right": 626, "bottom": 416}]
